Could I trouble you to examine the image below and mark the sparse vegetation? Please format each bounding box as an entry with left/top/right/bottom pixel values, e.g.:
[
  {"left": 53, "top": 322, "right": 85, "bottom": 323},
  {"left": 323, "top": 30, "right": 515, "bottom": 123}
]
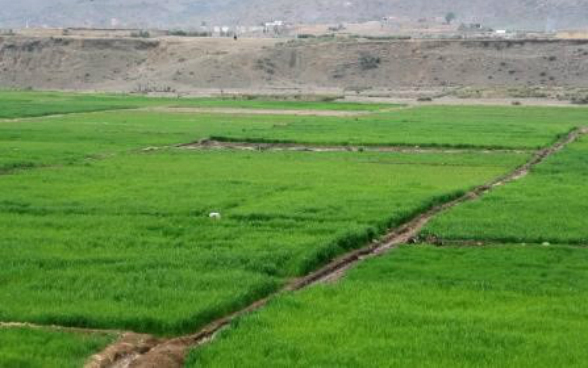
[
  {"left": 453, "top": 87, "right": 551, "bottom": 99},
  {"left": 359, "top": 53, "right": 381, "bottom": 70},
  {"left": 130, "top": 30, "right": 151, "bottom": 38},
  {"left": 350, "top": 34, "right": 412, "bottom": 40},
  {"left": 168, "top": 30, "right": 212, "bottom": 37},
  {"left": 445, "top": 12, "right": 457, "bottom": 24},
  {"left": 571, "top": 95, "right": 588, "bottom": 104}
]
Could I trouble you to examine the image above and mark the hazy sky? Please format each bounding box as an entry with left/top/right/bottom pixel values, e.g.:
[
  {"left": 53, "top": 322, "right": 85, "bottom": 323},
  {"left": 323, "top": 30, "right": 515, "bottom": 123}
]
[{"left": 1, "top": 0, "right": 586, "bottom": 30}]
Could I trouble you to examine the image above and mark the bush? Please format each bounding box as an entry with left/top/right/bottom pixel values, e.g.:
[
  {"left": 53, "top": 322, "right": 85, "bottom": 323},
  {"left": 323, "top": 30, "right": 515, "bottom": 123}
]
[
  {"left": 359, "top": 54, "right": 381, "bottom": 70},
  {"left": 168, "top": 30, "right": 212, "bottom": 37},
  {"left": 131, "top": 30, "right": 151, "bottom": 38},
  {"left": 571, "top": 96, "right": 588, "bottom": 105}
]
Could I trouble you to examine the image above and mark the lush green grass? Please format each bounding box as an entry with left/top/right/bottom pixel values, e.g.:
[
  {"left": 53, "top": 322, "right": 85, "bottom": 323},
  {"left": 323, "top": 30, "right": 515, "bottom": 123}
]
[
  {"left": 0, "top": 110, "right": 345, "bottom": 171},
  {"left": 0, "top": 91, "right": 392, "bottom": 119},
  {"left": 422, "top": 136, "right": 588, "bottom": 245},
  {"left": 213, "top": 105, "right": 587, "bottom": 149},
  {"left": 188, "top": 244, "right": 588, "bottom": 368},
  {"left": 0, "top": 91, "right": 143, "bottom": 119},
  {"left": 2, "top": 103, "right": 582, "bottom": 172},
  {"left": 2, "top": 92, "right": 585, "bottom": 366},
  {"left": 158, "top": 98, "right": 396, "bottom": 111},
  {"left": 0, "top": 150, "right": 524, "bottom": 335},
  {"left": 0, "top": 327, "right": 114, "bottom": 368}
]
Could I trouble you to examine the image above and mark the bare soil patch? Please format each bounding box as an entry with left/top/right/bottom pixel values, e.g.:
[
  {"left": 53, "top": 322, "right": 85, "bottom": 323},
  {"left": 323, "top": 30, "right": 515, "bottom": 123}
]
[
  {"left": 180, "top": 139, "right": 530, "bottom": 154},
  {"left": 85, "top": 333, "right": 162, "bottom": 368},
  {"left": 141, "top": 106, "right": 371, "bottom": 117}
]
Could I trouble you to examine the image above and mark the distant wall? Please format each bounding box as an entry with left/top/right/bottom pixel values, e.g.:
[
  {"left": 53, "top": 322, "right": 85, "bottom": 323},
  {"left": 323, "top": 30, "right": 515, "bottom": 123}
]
[{"left": 557, "top": 31, "right": 588, "bottom": 39}]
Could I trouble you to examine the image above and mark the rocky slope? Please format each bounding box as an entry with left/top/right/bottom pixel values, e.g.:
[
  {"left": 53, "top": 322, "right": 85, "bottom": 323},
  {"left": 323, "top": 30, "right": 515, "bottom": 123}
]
[{"left": 1, "top": 36, "right": 587, "bottom": 92}]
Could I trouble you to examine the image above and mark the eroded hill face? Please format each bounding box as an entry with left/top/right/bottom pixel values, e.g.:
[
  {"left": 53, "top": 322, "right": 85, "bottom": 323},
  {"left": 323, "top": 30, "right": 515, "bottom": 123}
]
[
  {"left": 1, "top": 36, "right": 587, "bottom": 92},
  {"left": 1, "top": 0, "right": 588, "bottom": 30}
]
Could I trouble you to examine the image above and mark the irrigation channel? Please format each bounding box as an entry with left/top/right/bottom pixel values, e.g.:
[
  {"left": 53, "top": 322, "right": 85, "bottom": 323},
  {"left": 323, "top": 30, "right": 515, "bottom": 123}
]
[{"left": 179, "top": 139, "right": 531, "bottom": 154}]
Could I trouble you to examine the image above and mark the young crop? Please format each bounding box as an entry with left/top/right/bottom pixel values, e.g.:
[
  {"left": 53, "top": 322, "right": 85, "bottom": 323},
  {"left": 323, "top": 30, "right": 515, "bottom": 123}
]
[
  {"left": 0, "top": 327, "right": 114, "bottom": 367},
  {"left": 187, "top": 245, "right": 588, "bottom": 367},
  {"left": 0, "top": 150, "right": 524, "bottom": 335},
  {"left": 2, "top": 91, "right": 586, "bottom": 365},
  {"left": 2, "top": 102, "right": 585, "bottom": 173},
  {"left": 422, "top": 136, "right": 588, "bottom": 244}
]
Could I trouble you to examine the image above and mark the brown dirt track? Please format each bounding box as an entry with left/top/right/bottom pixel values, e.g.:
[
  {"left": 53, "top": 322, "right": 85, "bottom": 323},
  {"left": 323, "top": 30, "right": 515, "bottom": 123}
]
[{"left": 181, "top": 139, "right": 531, "bottom": 154}]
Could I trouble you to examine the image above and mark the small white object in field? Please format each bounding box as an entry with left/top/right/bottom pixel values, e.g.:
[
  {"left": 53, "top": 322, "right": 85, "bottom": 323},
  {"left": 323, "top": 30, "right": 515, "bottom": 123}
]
[
  {"left": 542, "top": 242, "right": 551, "bottom": 246},
  {"left": 209, "top": 212, "right": 222, "bottom": 220}
]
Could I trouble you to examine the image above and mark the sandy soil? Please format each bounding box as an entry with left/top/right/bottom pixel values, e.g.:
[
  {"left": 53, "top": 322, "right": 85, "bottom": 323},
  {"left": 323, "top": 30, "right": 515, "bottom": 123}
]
[
  {"left": 142, "top": 106, "right": 371, "bottom": 117},
  {"left": 344, "top": 96, "right": 587, "bottom": 107}
]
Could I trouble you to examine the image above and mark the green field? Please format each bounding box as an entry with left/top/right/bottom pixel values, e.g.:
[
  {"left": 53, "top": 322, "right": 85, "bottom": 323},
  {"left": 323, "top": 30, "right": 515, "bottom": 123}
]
[
  {"left": 0, "top": 91, "right": 393, "bottom": 119},
  {"left": 212, "top": 105, "right": 587, "bottom": 149},
  {"left": 0, "top": 327, "right": 114, "bottom": 368},
  {"left": 188, "top": 245, "right": 588, "bottom": 368},
  {"left": 422, "top": 136, "right": 588, "bottom": 245},
  {"left": 0, "top": 149, "right": 523, "bottom": 335},
  {"left": 3, "top": 102, "right": 586, "bottom": 173},
  {"left": 1, "top": 91, "right": 587, "bottom": 367}
]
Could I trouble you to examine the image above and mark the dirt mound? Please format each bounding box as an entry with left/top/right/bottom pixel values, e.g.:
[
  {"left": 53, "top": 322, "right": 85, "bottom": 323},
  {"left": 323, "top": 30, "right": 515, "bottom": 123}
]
[{"left": 1, "top": 36, "right": 587, "bottom": 93}]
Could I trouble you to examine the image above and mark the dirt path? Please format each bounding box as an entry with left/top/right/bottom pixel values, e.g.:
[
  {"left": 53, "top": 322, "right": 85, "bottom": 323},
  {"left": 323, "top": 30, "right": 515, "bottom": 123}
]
[
  {"left": 343, "top": 96, "right": 588, "bottom": 108},
  {"left": 0, "top": 104, "right": 390, "bottom": 124},
  {"left": 84, "top": 126, "right": 584, "bottom": 368},
  {"left": 86, "top": 334, "right": 163, "bottom": 368},
  {"left": 141, "top": 106, "right": 375, "bottom": 117},
  {"left": 180, "top": 139, "right": 530, "bottom": 154}
]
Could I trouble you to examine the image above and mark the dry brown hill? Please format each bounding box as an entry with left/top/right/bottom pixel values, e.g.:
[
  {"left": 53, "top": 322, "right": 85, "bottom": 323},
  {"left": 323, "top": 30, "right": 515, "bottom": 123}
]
[{"left": 1, "top": 36, "right": 587, "bottom": 94}]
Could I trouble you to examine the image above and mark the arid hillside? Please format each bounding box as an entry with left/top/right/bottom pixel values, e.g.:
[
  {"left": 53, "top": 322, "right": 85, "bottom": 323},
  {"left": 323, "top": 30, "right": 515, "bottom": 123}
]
[{"left": 1, "top": 36, "right": 587, "bottom": 93}]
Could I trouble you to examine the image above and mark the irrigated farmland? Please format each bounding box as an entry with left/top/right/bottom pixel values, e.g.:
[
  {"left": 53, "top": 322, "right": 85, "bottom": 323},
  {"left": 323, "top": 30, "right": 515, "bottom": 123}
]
[
  {"left": 187, "top": 245, "right": 588, "bottom": 368},
  {"left": 422, "top": 134, "right": 588, "bottom": 245},
  {"left": 0, "top": 91, "right": 392, "bottom": 120},
  {"left": 3, "top": 99, "right": 586, "bottom": 173},
  {"left": 0, "top": 149, "right": 523, "bottom": 335},
  {"left": 209, "top": 106, "right": 587, "bottom": 149},
  {"left": 0, "top": 326, "right": 114, "bottom": 368},
  {"left": 1, "top": 91, "right": 587, "bottom": 367}
]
